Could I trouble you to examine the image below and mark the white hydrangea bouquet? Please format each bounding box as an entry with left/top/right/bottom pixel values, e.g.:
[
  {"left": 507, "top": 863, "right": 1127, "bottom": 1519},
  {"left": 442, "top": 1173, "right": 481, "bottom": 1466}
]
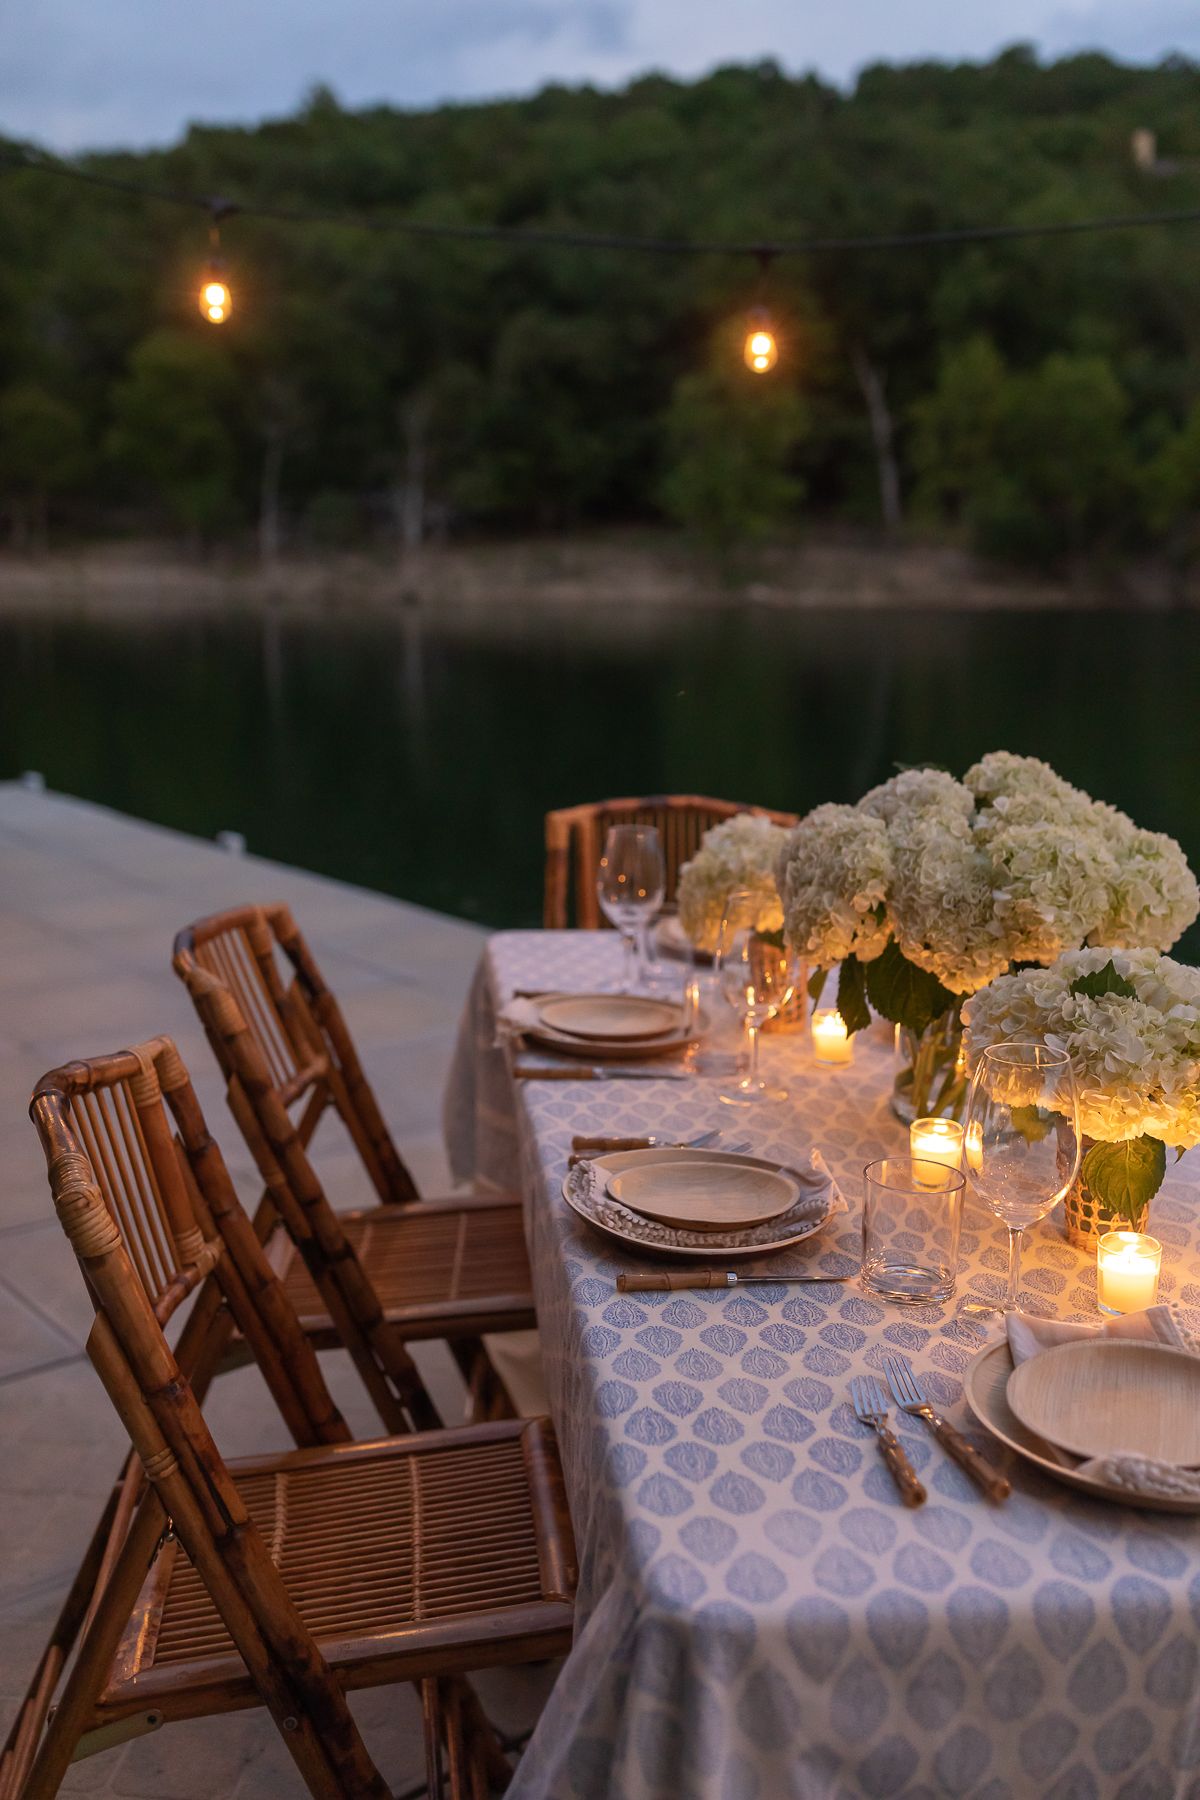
[
  {"left": 777, "top": 752, "right": 1198, "bottom": 1121},
  {"left": 964, "top": 948, "right": 1200, "bottom": 1242},
  {"left": 677, "top": 814, "right": 791, "bottom": 955}
]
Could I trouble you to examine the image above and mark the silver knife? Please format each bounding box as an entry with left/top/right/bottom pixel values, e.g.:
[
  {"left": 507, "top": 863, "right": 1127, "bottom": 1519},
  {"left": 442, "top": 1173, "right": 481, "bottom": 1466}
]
[{"left": 618, "top": 1269, "right": 857, "bottom": 1291}]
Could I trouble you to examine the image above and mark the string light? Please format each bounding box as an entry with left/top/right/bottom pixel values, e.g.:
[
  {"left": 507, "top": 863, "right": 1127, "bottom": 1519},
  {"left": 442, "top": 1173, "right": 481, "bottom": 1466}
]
[
  {"left": 744, "top": 308, "right": 778, "bottom": 374},
  {"left": 198, "top": 200, "right": 235, "bottom": 325}
]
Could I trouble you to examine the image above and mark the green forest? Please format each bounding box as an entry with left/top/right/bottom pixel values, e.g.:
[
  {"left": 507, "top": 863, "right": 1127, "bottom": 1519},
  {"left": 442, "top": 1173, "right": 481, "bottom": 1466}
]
[{"left": 4, "top": 46, "right": 1200, "bottom": 571}]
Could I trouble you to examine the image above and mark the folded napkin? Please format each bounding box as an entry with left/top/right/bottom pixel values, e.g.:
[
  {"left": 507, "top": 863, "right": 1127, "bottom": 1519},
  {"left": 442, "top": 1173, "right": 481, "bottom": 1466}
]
[{"left": 1007, "top": 1306, "right": 1200, "bottom": 1499}]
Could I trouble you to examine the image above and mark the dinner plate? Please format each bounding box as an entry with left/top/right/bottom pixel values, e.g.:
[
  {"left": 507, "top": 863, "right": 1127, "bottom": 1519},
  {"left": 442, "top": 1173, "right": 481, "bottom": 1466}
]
[
  {"left": 655, "top": 915, "right": 711, "bottom": 963},
  {"left": 962, "top": 1339, "right": 1200, "bottom": 1514},
  {"left": 1006, "top": 1339, "right": 1200, "bottom": 1465},
  {"left": 608, "top": 1154, "right": 800, "bottom": 1232},
  {"left": 521, "top": 1008, "right": 709, "bottom": 1061},
  {"left": 537, "top": 993, "right": 681, "bottom": 1041},
  {"left": 562, "top": 1146, "right": 836, "bottom": 1259}
]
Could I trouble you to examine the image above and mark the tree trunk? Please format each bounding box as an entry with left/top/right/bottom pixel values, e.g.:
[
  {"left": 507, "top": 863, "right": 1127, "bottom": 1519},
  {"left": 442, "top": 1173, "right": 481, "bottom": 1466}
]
[
  {"left": 851, "top": 343, "right": 903, "bottom": 533},
  {"left": 259, "top": 427, "right": 285, "bottom": 568},
  {"left": 395, "top": 394, "right": 431, "bottom": 562}
]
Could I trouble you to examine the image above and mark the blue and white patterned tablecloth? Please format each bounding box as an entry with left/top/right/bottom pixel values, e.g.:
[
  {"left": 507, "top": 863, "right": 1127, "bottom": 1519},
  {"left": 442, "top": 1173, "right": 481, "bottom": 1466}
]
[{"left": 443, "top": 932, "right": 1200, "bottom": 1800}]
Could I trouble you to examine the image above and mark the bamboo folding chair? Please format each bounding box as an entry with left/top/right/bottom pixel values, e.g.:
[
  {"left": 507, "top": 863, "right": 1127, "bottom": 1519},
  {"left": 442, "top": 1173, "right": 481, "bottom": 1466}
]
[
  {"left": 543, "top": 793, "right": 798, "bottom": 928},
  {"left": 172, "top": 905, "right": 534, "bottom": 1427},
  {"left": 2, "top": 1039, "right": 575, "bottom": 1800}
]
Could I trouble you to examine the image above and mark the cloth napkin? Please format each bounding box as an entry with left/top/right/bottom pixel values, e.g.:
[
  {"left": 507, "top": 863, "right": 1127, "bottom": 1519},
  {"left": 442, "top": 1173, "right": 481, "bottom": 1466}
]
[{"left": 1006, "top": 1306, "right": 1200, "bottom": 1499}]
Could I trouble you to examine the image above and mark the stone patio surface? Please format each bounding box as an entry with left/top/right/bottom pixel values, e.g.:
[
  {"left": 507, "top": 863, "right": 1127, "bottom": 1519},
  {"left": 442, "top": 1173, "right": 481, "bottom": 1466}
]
[{"left": 0, "top": 783, "right": 552, "bottom": 1796}]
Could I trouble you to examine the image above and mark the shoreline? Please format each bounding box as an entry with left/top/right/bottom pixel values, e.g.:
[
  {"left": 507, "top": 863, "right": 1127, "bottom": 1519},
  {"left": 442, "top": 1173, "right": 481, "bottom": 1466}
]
[{"left": 0, "top": 532, "right": 1191, "bottom": 620}]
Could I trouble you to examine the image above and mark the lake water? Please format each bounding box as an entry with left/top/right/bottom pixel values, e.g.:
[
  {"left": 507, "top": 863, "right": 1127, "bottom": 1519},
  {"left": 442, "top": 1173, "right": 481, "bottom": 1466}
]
[{"left": 2, "top": 602, "right": 1198, "bottom": 960}]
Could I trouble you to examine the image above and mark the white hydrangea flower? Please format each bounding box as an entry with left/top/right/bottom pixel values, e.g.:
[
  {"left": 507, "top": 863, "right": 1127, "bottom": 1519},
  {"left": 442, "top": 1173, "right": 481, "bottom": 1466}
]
[
  {"left": 963, "top": 947, "right": 1200, "bottom": 1147},
  {"left": 676, "top": 814, "right": 790, "bottom": 954},
  {"left": 986, "top": 819, "right": 1118, "bottom": 964},
  {"left": 777, "top": 804, "right": 892, "bottom": 966},
  {"left": 860, "top": 768, "right": 975, "bottom": 829},
  {"left": 1094, "top": 824, "right": 1199, "bottom": 952},
  {"left": 888, "top": 814, "right": 1012, "bottom": 994}
]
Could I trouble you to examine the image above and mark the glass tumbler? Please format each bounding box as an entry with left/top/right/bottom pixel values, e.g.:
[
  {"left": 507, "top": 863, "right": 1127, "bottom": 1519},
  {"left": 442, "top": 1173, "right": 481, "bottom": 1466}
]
[{"left": 861, "top": 1156, "right": 964, "bottom": 1304}]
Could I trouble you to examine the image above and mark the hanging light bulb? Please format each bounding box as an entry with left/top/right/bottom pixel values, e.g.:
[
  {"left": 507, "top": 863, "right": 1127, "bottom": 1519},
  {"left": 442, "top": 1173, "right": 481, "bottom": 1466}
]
[
  {"left": 198, "top": 201, "right": 235, "bottom": 324},
  {"left": 743, "top": 307, "right": 778, "bottom": 373}
]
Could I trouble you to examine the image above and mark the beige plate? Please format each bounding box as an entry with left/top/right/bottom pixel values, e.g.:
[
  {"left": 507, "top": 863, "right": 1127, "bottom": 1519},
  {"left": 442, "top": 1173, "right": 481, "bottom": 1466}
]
[
  {"left": 963, "top": 1339, "right": 1200, "bottom": 1514},
  {"left": 608, "top": 1154, "right": 800, "bottom": 1232},
  {"left": 1006, "top": 1339, "right": 1200, "bottom": 1465},
  {"left": 561, "top": 1146, "right": 835, "bottom": 1260},
  {"left": 537, "top": 993, "right": 682, "bottom": 1041},
  {"left": 522, "top": 1007, "right": 708, "bottom": 1062},
  {"left": 655, "top": 915, "right": 712, "bottom": 964}
]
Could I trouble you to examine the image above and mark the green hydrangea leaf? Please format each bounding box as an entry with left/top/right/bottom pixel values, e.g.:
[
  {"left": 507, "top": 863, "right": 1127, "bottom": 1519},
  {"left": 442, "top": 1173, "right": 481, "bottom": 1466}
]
[
  {"left": 1009, "top": 1104, "right": 1053, "bottom": 1143},
  {"left": 1069, "top": 959, "right": 1137, "bottom": 1001},
  {"left": 1082, "top": 1135, "right": 1167, "bottom": 1222},
  {"left": 807, "top": 966, "right": 829, "bottom": 1006},
  {"left": 864, "top": 939, "right": 956, "bottom": 1037},
  {"left": 836, "top": 957, "right": 872, "bottom": 1037}
]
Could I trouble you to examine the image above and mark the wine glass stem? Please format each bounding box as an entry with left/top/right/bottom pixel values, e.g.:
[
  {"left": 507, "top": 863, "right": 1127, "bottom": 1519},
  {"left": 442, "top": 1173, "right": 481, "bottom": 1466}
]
[
  {"left": 745, "top": 1018, "right": 761, "bottom": 1088},
  {"left": 621, "top": 931, "right": 636, "bottom": 992},
  {"left": 1005, "top": 1226, "right": 1024, "bottom": 1312},
  {"left": 633, "top": 923, "right": 647, "bottom": 988}
]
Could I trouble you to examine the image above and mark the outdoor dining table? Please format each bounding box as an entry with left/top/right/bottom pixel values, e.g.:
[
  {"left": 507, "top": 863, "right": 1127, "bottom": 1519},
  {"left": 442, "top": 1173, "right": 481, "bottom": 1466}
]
[{"left": 443, "top": 929, "right": 1200, "bottom": 1799}]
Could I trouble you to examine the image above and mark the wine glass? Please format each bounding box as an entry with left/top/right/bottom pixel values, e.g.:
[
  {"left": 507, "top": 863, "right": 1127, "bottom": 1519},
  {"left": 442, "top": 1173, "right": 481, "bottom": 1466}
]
[
  {"left": 960, "top": 1040, "right": 1081, "bottom": 1321},
  {"left": 715, "top": 889, "right": 799, "bottom": 1104},
  {"left": 595, "top": 825, "right": 666, "bottom": 992}
]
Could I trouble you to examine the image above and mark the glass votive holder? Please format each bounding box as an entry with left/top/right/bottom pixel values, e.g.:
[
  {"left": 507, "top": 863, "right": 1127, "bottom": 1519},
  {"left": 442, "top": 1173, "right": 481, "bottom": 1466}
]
[
  {"left": 1096, "top": 1230, "right": 1162, "bottom": 1315},
  {"left": 812, "top": 1008, "right": 853, "bottom": 1065},
  {"left": 862, "top": 1155, "right": 964, "bottom": 1305},
  {"left": 909, "top": 1118, "right": 964, "bottom": 1188}
]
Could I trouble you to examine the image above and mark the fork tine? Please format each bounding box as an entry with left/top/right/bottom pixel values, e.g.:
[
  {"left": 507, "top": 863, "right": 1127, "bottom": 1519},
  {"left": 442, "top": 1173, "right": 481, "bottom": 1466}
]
[{"left": 884, "top": 1354, "right": 921, "bottom": 1408}]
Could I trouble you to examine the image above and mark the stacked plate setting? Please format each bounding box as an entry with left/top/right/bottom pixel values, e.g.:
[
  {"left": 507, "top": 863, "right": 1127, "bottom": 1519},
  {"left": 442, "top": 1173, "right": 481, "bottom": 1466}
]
[
  {"left": 964, "top": 1337, "right": 1200, "bottom": 1512},
  {"left": 562, "top": 1145, "right": 836, "bottom": 1259},
  {"left": 524, "top": 991, "right": 706, "bottom": 1060}
]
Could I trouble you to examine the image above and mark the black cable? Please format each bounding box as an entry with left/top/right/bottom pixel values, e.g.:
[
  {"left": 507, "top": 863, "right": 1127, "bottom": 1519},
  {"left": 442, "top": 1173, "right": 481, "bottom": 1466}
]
[{"left": 3, "top": 142, "right": 1200, "bottom": 259}]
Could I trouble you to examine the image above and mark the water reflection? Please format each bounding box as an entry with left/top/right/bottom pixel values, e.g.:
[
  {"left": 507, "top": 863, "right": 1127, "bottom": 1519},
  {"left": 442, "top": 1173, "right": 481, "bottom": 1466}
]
[{"left": 1, "top": 601, "right": 1198, "bottom": 956}]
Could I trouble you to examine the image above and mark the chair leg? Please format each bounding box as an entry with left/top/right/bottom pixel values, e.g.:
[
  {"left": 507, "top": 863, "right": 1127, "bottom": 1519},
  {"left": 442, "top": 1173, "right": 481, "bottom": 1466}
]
[
  {"left": 450, "top": 1340, "right": 516, "bottom": 1423},
  {"left": 421, "top": 1680, "right": 444, "bottom": 1800},
  {"left": 455, "top": 1681, "right": 511, "bottom": 1795}
]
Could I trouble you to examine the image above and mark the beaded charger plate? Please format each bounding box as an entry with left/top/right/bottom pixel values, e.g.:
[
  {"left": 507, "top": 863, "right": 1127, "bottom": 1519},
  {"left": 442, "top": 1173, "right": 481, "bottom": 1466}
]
[
  {"left": 562, "top": 1147, "right": 838, "bottom": 1260},
  {"left": 963, "top": 1339, "right": 1200, "bottom": 1515}
]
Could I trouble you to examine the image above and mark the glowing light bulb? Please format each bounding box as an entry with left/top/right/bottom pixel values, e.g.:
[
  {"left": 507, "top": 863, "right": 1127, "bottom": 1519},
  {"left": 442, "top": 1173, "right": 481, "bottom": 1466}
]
[
  {"left": 743, "top": 311, "right": 778, "bottom": 373},
  {"left": 199, "top": 267, "right": 231, "bottom": 324}
]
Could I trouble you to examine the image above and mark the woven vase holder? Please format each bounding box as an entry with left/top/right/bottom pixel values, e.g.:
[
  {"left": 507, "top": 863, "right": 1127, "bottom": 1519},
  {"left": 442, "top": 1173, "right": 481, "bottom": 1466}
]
[{"left": 1061, "top": 1135, "right": 1149, "bottom": 1250}]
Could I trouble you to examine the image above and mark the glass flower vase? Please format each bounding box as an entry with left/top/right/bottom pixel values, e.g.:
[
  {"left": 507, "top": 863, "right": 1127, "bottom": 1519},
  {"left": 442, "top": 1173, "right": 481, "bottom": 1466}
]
[{"left": 891, "top": 1005, "right": 966, "bottom": 1124}]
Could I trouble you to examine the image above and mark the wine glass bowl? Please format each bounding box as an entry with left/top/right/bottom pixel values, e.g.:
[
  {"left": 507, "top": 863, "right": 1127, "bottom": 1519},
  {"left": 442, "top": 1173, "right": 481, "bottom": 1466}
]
[
  {"left": 961, "top": 1040, "right": 1080, "bottom": 1319},
  {"left": 715, "top": 891, "right": 798, "bottom": 1105},
  {"left": 596, "top": 825, "right": 666, "bottom": 992}
]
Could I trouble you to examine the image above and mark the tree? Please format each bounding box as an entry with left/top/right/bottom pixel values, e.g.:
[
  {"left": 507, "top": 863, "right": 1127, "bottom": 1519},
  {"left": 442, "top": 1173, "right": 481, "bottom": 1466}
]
[
  {"left": 107, "top": 330, "right": 241, "bottom": 543},
  {"left": 910, "top": 336, "right": 1007, "bottom": 525},
  {"left": 0, "top": 383, "right": 87, "bottom": 550},
  {"left": 659, "top": 348, "right": 808, "bottom": 553}
]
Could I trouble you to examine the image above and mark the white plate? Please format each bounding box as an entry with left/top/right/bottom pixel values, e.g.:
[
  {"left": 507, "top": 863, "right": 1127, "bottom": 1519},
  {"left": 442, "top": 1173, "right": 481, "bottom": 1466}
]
[
  {"left": 562, "top": 1147, "right": 836, "bottom": 1260},
  {"left": 608, "top": 1155, "right": 799, "bottom": 1232},
  {"left": 537, "top": 994, "right": 681, "bottom": 1041},
  {"left": 963, "top": 1339, "right": 1200, "bottom": 1514},
  {"left": 1006, "top": 1339, "right": 1200, "bottom": 1465}
]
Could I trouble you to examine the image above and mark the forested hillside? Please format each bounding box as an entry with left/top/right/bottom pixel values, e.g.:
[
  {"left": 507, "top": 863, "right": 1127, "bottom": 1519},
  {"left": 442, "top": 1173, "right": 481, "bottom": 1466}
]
[{"left": 3, "top": 47, "right": 1200, "bottom": 570}]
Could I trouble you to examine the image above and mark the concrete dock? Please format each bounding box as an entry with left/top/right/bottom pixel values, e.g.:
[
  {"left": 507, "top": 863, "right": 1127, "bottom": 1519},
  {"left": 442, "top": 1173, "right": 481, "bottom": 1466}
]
[{"left": 0, "top": 783, "right": 549, "bottom": 1795}]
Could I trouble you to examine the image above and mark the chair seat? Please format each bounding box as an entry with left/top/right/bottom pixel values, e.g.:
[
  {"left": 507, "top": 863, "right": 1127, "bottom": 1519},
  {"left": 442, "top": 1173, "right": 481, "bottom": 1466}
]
[
  {"left": 99, "top": 1420, "right": 574, "bottom": 1719},
  {"left": 278, "top": 1193, "right": 536, "bottom": 1339}
]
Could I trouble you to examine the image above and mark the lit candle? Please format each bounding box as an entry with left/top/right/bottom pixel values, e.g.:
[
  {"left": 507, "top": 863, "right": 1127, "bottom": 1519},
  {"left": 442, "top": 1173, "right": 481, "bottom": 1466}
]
[
  {"left": 812, "top": 1008, "right": 853, "bottom": 1065},
  {"left": 909, "top": 1117, "right": 965, "bottom": 1188},
  {"left": 1096, "top": 1230, "right": 1162, "bottom": 1315}
]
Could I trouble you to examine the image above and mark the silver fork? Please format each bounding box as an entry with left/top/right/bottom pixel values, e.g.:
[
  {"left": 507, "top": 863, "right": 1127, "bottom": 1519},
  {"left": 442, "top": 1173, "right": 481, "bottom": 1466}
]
[
  {"left": 850, "top": 1375, "right": 926, "bottom": 1507},
  {"left": 884, "top": 1355, "right": 1011, "bottom": 1503}
]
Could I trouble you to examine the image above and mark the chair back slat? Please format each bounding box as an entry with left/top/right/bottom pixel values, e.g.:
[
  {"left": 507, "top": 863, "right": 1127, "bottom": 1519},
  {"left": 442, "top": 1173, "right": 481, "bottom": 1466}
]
[
  {"left": 544, "top": 793, "right": 799, "bottom": 927},
  {"left": 42, "top": 1151, "right": 390, "bottom": 1800},
  {"left": 173, "top": 922, "right": 441, "bottom": 1436}
]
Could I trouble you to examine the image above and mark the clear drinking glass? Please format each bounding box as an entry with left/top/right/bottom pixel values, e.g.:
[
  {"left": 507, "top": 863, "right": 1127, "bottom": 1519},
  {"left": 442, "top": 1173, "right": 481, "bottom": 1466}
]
[
  {"left": 862, "top": 1156, "right": 965, "bottom": 1304},
  {"left": 715, "top": 890, "right": 798, "bottom": 1104},
  {"left": 960, "top": 1040, "right": 1081, "bottom": 1321},
  {"left": 596, "top": 825, "right": 666, "bottom": 992}
]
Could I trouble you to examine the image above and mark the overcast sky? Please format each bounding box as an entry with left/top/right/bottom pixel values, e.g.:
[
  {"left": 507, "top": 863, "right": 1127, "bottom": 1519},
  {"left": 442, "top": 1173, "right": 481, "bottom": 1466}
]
[{"left": 4, "top": 0, "right": 1199, "bottom": 153}]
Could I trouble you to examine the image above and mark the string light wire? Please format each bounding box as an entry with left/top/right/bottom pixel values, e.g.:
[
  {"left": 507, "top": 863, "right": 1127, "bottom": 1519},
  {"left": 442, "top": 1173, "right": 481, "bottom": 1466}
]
[{"left": 4, "top": 142, "right": 1200, "bottom": 260}]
